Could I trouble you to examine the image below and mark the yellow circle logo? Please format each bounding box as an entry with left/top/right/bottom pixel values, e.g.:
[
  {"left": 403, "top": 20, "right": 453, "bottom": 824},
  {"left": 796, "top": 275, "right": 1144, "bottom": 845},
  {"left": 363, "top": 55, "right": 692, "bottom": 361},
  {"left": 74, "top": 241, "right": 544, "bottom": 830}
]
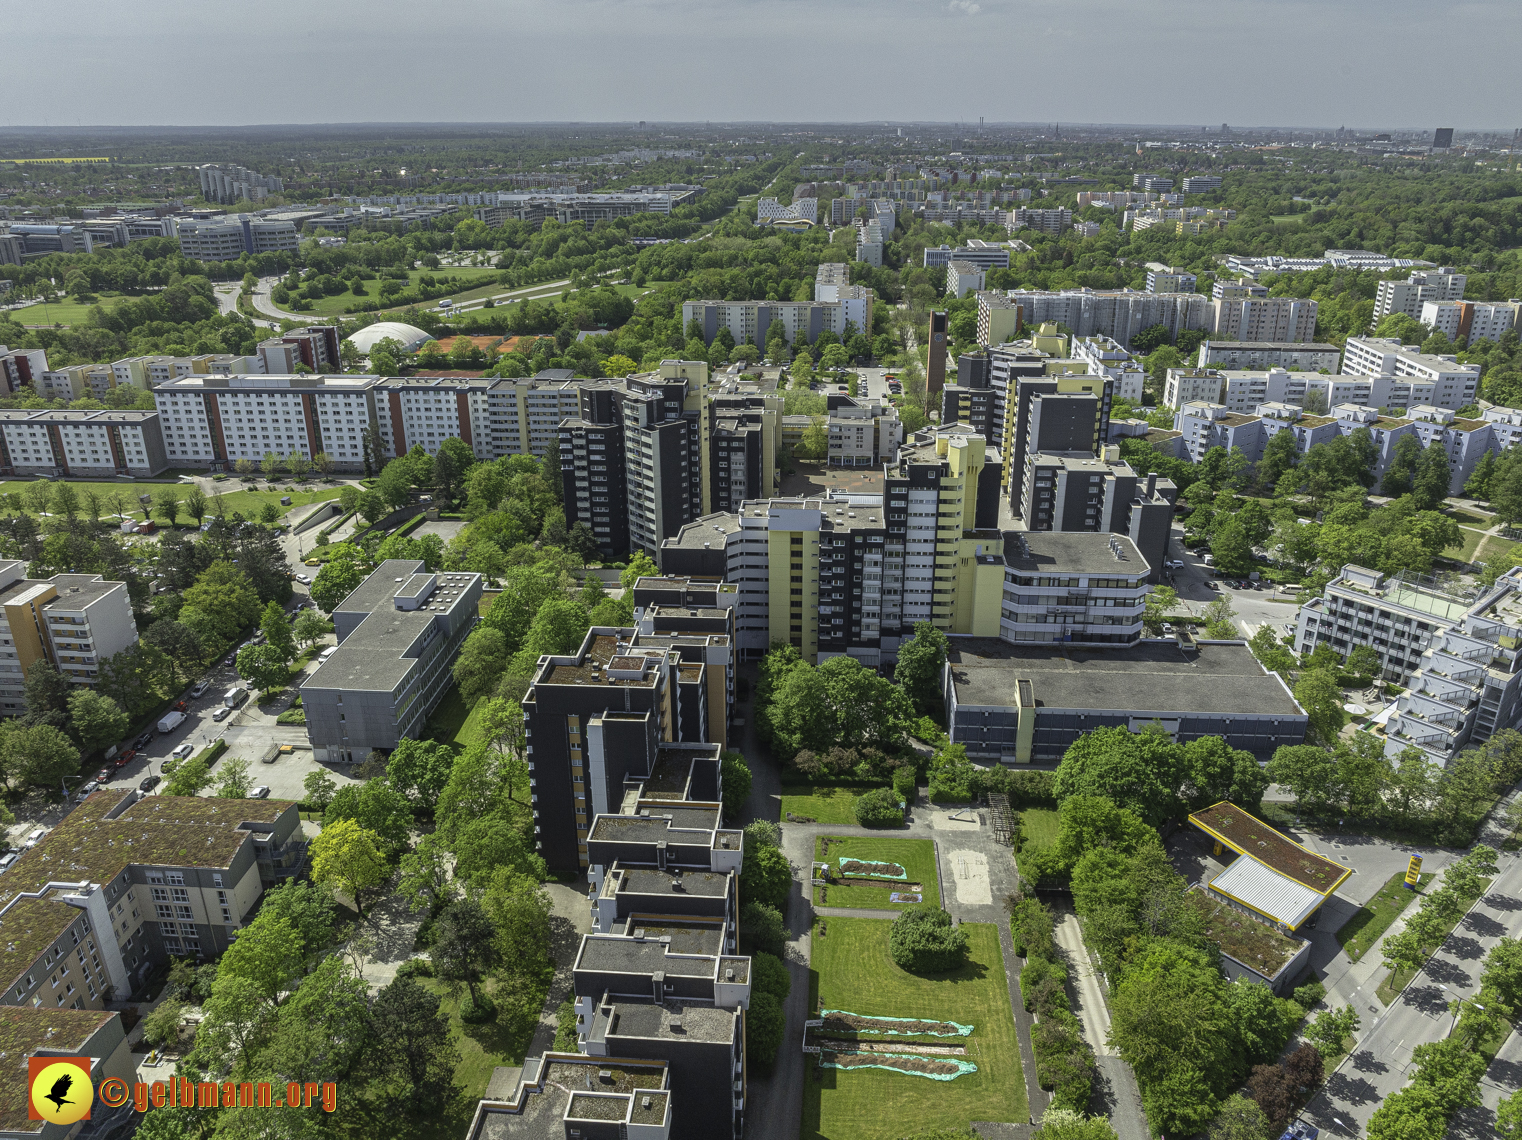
[{"left": 30, "top": 1059, "right": 93, "bottom": 1125}]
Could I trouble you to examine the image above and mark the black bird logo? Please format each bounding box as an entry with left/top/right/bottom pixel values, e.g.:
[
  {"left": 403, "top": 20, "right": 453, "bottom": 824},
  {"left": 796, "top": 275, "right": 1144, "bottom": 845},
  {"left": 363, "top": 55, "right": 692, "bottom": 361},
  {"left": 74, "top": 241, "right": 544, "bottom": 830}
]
[{"left": 43, "top": 1073, "right": 75, "bottom": 1114}]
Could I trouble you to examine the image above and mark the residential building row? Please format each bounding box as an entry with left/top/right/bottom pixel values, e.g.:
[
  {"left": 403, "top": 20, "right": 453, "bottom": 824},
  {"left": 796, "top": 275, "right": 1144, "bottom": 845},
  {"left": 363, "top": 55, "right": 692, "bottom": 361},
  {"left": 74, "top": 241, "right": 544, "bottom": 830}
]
[
  {"left": 922, "top": 239, "right": 1012, "bottom": 271},
  {"left": 1195, "top": 340, "right": 1343, "bottom": 372},
  {"left": 198, "top": 163, "right": 285, "bottom": 204},
  {"left": 681, "top": 295, "right": 874, "bottom": 347},
  {"left": 1372, "top": 269, "right": 1468, "bottom": 321}
]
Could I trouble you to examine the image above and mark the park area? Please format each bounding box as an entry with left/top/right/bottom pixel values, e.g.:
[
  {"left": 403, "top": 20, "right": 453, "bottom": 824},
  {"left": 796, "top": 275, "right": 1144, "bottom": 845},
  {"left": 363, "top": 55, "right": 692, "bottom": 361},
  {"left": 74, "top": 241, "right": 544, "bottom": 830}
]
[
  {"left": 0, "top": 479, "right": 345, "bottom": 525},
  {"left": 814, "top": 836, "right": 940, "bottom": 910},
  {"left": 803, "top": 917, "right": 1024, "bottom": 1140}
]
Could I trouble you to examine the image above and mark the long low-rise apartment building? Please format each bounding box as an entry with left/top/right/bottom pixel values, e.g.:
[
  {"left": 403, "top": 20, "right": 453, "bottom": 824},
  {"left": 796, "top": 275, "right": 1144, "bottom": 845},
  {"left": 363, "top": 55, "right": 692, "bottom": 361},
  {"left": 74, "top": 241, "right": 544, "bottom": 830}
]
[
  {"left": 1164, "top": 366, "right": 1472, "bottom": 413},
  {"left": 999, "top": 288, "right": 1208, "bottom": 351},
  {"left": 1195, "top": 340, "right": 1342, "bottom": 372},
  {"left": 681, "top": 296, "right": 873, "bottom": 347},
  {"left": 1341, "top": 336, "right": 1480, "bottom": 406}
]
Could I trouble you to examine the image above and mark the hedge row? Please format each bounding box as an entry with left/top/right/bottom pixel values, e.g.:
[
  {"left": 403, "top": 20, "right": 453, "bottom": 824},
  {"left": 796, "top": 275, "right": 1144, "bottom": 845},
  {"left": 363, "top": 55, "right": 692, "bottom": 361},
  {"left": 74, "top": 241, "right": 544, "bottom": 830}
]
[{"left": 1011, "top": 896, "right": 1095, "bottom": 1113}]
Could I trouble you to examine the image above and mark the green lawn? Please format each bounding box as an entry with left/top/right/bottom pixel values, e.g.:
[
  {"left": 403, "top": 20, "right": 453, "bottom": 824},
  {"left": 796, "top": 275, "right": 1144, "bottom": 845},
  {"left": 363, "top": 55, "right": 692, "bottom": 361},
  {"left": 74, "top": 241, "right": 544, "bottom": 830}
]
[
  {"left": 427, "top": 685, "right": 472, "bottom": 744},
  {"left": 804, "top": 918, "right": 1025, "bottom": 1140},
  {"left": 0, "top": 479, "right": 343, "bottom": 524},
  {"left": 782, "top": 786, "right": 862, "bottom": 825},
  {"left": 1474, "top": 535, "right": 1518, "bottom": 567},
  {"left": 454, "top": 692, "right": 492, "bottom": 748},
  {"left": 1020, "top": 808, "right": 1061, "bottom": 850},
  {"left": 815, "top": 836, "right": 940, "bottom": 910},
  {"left": 1444, "top": 526, "right": 1488, "bottom": 562},
  {"left": 1270, "top": 214, "right": 1305, "bottom": 226},
  {"left": 10, "top": 293, "right": 129, "bottom": 327},
  {"left": 1338, "top": 872, "right": 1435, "bottom": 962},
  {"left": 287, "top": 267, "right": 503, "bottom": 318}
]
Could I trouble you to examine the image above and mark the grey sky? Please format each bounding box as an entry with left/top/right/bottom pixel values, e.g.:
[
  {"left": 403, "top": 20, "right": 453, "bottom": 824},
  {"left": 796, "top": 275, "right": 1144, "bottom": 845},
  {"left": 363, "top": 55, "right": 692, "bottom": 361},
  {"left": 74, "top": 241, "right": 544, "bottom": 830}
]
[{"left": 7, "top": 0, "right": 1521, "bottom": 129}]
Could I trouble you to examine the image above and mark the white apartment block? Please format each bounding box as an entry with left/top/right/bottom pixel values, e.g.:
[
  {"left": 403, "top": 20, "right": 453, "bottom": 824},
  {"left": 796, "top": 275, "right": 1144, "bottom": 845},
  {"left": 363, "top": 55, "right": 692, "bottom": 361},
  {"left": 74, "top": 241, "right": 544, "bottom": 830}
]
[
  {"left": 1296, "top": 566, "right": 1522, "bottom": 767},
  {"left": 1072, "top": 336, "right": 1145, "bottom": 402},
  {"left": 0, "top": 561, "right": 139, "bottom": 712},
  {"left": 976, "top": 292, "right": 1022, "bottom": 346},
  {"left": 946, "top": 260, "right": 985, "bottom": 298},
  {"left": 755, "top": 197, "right": 818, "bottom": 224},
  {"left": 827, "top": 399, "right": 903, "bottom": 467},
  {"left": 1210, "top": 296, "right": 1318, "bottom": 343},
  {"left": 682, "top": 296, "right": 873, "bottom": 347},
  {"left": 1196, "top": 341, "right": 1342, "bottom": 372},
  {"left": 0, "top": 410, "right": 167, "bottom": 477},
  {"left": 1419, "top": 299, "right": 1520, "bottom": 347},
  {"left": 486, "top": 373, "right": 584, "bottom": 457},
  {"left": 1181, "top": 176, "right": 1223, "bottom": 194},
  {"left": 1341, "top": 337, "right": 1480, "bottom": 407},
  {"left": 1002, "top": 288, "right": 1208, "bottom": 351},
  {"left": 375, "top": 377, "right": 493, "bottom": 460},
  {"left": 1008, "top": 208, "right": 1072, "bottom": 235},
  {"left": 1372, "top": 269, "right": 1467, "bottom": 321},
  {"left": 814, "top": 263, "right": 853, "bottom": 302},
  {"left": 176, "top": 217, "right": 300, "bottom": 262},
  {"left": 923, "top": 240, "right": 1011, "bottom": 270},
  {"left": 36, "top": 364, "right": 117, "bottom": 401}
]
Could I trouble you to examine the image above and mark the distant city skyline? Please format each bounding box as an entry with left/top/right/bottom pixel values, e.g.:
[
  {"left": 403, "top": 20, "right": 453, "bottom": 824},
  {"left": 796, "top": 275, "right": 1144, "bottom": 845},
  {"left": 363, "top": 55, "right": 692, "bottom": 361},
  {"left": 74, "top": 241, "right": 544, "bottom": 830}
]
[{"left": 3, "top": 0, "right": 1519, "bottom": 129}]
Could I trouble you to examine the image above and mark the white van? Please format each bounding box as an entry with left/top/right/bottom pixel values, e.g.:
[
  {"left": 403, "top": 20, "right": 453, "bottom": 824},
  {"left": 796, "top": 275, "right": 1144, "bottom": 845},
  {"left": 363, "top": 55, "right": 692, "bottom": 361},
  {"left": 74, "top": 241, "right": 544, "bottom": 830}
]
[
  {"left": 23, "top": 829, "right": 47, "bottom": 849},
  {"left": 224, "top": 686, "right": 248, "bottom": 709},
  {"left": 318, "top": 646, "right": 338, "bottom": 663}
]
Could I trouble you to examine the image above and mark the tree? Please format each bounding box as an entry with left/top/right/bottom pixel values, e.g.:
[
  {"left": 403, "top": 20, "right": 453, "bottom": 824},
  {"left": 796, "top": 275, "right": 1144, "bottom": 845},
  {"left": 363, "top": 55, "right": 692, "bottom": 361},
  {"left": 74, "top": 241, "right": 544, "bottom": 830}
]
[
  {"left": 142, "top": 999, "right": 187, "bottom": 1050},
  {"left": 216, "top": 756, "right": 253, "bottom": 799},
  {"left": 293, "top": 609, "right": 333, "bottom": 649},
  {"left": 162, "top": 755, "right": 211, "bottom": 796},
  {"left": 260, "top": 600, "right": 296, "bottom": 662},
  {"left": 1265, "top": 744, "right": 1338, "bottom": 812},
  {"left": 720, "top": 752, "right": 751, "bottom": 822},
  {"left": 183, "top": 560, "right": 261, "bottom": 641},
  {"left": 1306, "top": 1004, "right": 1360, "bottom": 1059},
  {"left": 1054, "top": 724, "right": 1185, "bottom": 828},
  {"left": 1294, "top": 668, "right": 1346, "bottom": 744},
  {"left": 619, "top": 551, "right": 659, "bottom": 591},
  {"left": 855, "top": 785, "right": 904, "bottom": 826},
  {"left": 155, "top": 487, "right": 181, "bottom": 527},
  {"left": 310, "top": 818, "right": 388, "bottom": 918},
  {"left": 218, "top": 912, "right": 305, "bottom": 1006},
  {"left": 1183, "top": 736, "right": 1269, "bottom": 810},
  {"left": 237, "top": 644, "right": 291, "bottom": 695},
  {"left": 1207, "top": 1095, "right": 1271, "bottom": 1140},
  {"left": 371, "top": 976, "right": 458, "bottom": 1105},
  {"left": 65, "top": 689, "right": 128, "bottom": 755},
  {"left": 182, "top": 485, "right": 208, "bottom": 525},
  {"left": 1247, "top": 626, "right": 1295, "bottom": 677},
  {"left": 51, "top": 482, "right": 79, "bottom": 520},
  {"left": 302, "top": 769, "right": 338, "bottom": 812},
  {"left": 453, "top": 627, "right": 508, "bottom": 703},
  {"left": 431, "top": 898, "right": 502, "bottom": 1012},
  {"left": 310, "top": 546, "right": 371, "bottom": 613},
  {"left": 1463, "top": 449, "right": 1497, "bottom": 501},
  {"left": 0, "top": 721, "right": 80, "bottom": 792},
  {"left": 259, "top": 500, "right": 282, "bottom": 526},
  {"left": 1412, "top": 439, "right": 1454, "bottom": 510},
  {"left": 1382, "top": 433, "right": 1422, "bottom": 498},
  {"left": 1346, "top": 644, "right": 1381, "bottom": 679},
  {"left": 387, "top": 738, "right": 455, "bottom": 813},
  {"left": 325, "top": 778, "right": 415, "bottom": 854},
  {"left": 261, "top": 452, "right": 281, "bottom": 480},
  {"left": 1210, "top": 517, "right": 1253, "bottom": 577},
  {"left": 741, "top": 842, "right": 792, "bottom": 912},
  {"left": 889, "top": 905, "right": 969, "bottom": 973},
  {"left": 1142, "top": 586, "right": 1177, "bottom": 636},
  {"left": 1255, "top": 431, "right": 1299, "bottom": 494},
  {"left": 22, "top": 660, "right": 72, "bottom": 726},
  {"left": 894, "top": 621, "right": 949, "bottom": 715},
  {"left": 1497, "top": 1088, "right": 1522, "bottom": 1140}
]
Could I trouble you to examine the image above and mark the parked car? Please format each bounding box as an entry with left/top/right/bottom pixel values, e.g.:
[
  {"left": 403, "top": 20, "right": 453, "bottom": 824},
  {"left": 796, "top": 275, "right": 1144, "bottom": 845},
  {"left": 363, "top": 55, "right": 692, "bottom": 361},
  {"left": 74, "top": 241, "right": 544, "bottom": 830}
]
[
  {"left": 79, "top": 781, "right": 99, "bottom": 797},
  {"left": 223, "top": 653, "right": 237, "bottom": 666},
  {"left": 114, "top": 750, "right": 135, "bottom": 769},
  {"left": 1205, "top": 580, "right": 1219, "bottom": 590},
  {"left": 190, "top": 681, "right": 210, "bottom": 698},
  {"left": 295, "top": 574, "right": 311, "bottom": 584},
  {"left": 95, "top": 767, "right": 113, "bottom": 783},
  {"left": 250, "top": 786, "right": 271, "bottom": 799},
  {"left": 1165, "top": 559, "right": 1184, "bottom": 570},
  {"left": 171, "top": 743, "right": 194, "bottom": 761},
  {"left": 133, "top": 731, "right": 154, "bottom": 750},
  {"left": 139, "top": 775, "right": 161, "bottom": 792},
  {"left": 212, "top": 706, "right": 232, "bottom": 722},
  {"left": 23, "top": 829, "right": 47, "bottom": 848}
]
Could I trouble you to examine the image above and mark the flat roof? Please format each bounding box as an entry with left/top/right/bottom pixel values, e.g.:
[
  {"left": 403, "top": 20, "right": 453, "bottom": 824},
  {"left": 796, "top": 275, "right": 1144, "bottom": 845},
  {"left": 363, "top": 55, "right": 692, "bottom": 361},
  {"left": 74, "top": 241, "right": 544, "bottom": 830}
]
[
  {"left": 1203, "top": 341, "right": 1341, "bottom": 352},
  {"left": 1188, "top": 802, "right": 1350, "bottom": 896},
  {"left": 576, "top": 933, "right": 724, "bottom": 978},
  {"left": 593, "top": 1000, "right": 737, "bottom": 1045},
  {"left": 0, "top": 1007, "right": 117, "bottom": 1133},
  {"left": 1003, "top": 531, "right": 1148, "bottom": 577},
  {"left": 1207, "top": 853, "right": 1326, "bottom": 931},
  {"left": 663, "top": 514, "right": 741, "bottom": 550},
  {"left": 946, "top": 640, "right": 1303, "bottom": 717}
]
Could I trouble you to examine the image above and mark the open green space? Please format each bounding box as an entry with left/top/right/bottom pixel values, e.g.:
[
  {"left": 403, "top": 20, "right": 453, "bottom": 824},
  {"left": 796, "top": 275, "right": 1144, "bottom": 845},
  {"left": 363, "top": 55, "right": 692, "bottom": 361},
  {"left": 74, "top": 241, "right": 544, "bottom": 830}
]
[
  {"left": 1019, "top": 808, "right": 1060, "bottom": 850},
  {"left": 9, "top": 293, "right": 129, "bottom": 327},
  {"left": 1444, "top": 526, "right": 1488, "bottom": 563},
  {"left": 814, "top": 836, "right": 940, "bottom": 910},
  {"left": 0, "top": 479, "right": 343, "bottom": 523},
  {"left": 782, "top": 786, "right": 864, "bottom": 825},
  {"left": 1474, "top": 534, "right": 1518, "bottom": 567},
  {"left": 804, "top": 917, "right": 1025, "bottom": 1140},
  {"left": 291, "top": 266, "right": 503, "bottom": 318},
  {"left": 426, "top": 684, "right": 475, "bottom": 746},
  {"left": 1270, "top": 214, "right": 1305, "bottom": 226},
  {"left": 1338, "top": 871, "right": 1435, "bottom": 962},
  {"left": 1446, "top": 508, "right": 1491, "bottom": 526}
]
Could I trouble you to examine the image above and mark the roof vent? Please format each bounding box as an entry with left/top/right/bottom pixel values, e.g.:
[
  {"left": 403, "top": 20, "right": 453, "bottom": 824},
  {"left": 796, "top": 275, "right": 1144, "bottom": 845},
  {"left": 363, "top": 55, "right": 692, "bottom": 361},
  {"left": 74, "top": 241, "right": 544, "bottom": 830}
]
[{"left": 669, "top": 1016, "right": 684, "bottom": 1031}]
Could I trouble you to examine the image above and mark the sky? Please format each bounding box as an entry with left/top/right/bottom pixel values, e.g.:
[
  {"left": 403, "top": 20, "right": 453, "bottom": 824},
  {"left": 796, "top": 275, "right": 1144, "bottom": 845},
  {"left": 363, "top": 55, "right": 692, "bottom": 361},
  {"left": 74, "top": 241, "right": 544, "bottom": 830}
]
[{"left": 5, "top": 0, "right": 1522, "bottom": 130}]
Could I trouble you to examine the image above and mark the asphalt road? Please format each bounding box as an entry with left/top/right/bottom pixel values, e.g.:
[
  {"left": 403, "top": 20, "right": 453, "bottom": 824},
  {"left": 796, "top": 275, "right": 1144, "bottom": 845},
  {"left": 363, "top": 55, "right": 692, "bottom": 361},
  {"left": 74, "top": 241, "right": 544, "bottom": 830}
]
[
  {"left": 1299, "top": 848, "right": 1522, "bottom": 1134},
  {"left": 1159, "top": 523, "right": 1304, "bottom": 638}
]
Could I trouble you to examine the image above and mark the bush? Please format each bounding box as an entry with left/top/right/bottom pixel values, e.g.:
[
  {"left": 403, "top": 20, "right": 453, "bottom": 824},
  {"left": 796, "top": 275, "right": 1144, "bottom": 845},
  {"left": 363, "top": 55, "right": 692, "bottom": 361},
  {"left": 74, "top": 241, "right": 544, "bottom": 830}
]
[
  {"left": 460, "top": 993, "right": 496, "bottom": 1024},
  {"left": 889, "top": 905, "right": 970, "bottom": 973},
  {"left": 395, "top": 957, "right": 435, "bottom": 979},
  {"left": 740, "top": 842, "right": 793, "bottom": 911},
  {"left": 751, "top": 951, "right": 791, "bottom": 1002},
  {"left": 553, "top": 999, "right": 578, "bottom": 1052},
  {"left": 1294, "top": 980, "right": 1326, "bottom": 1009},
  {"left": 892, "top": 765, "right": 918, "bottom": 801},
  {"left": 1020, "top": 955, "right": 1070, "bottom": 1014},
  {"left": 747, "top": 991, "right": 786, "bottom": 1074},
  {"left": 854, "top": 786, "right": 904, "bottom": 828},
  {"left": 1011, "top": 897, "right": 1056, "bottom": 962},
  {"left": 739, "top": 901, "right": 787, "bottom": 957},
  {"left": 1033, "top": 1007, "right": 1095, "bottom": 1112},
  {"left": 720, "top": 752, "right": 751, "bottom": 822}
]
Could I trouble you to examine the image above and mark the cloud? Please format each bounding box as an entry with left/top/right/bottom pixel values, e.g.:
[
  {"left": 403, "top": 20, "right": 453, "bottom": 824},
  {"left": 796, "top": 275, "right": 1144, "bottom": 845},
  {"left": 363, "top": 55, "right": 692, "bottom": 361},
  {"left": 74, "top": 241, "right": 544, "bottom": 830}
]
[{"left": 947, "top": 0, "right": 980, "bottom": 11}]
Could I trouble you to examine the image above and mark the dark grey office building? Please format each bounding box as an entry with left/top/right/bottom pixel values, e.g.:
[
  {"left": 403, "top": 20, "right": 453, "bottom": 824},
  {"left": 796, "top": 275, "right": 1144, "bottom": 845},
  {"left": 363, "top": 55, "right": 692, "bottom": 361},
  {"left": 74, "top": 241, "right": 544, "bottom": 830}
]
[{"left": 301, "top": 560, "right": 482, "bottom": 763}]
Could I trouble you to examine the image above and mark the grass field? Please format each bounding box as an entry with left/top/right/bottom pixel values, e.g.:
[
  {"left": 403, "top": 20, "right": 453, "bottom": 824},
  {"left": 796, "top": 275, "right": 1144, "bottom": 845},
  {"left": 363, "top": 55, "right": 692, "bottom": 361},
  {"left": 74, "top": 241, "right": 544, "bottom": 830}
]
[
  {"left": 815, "top": 836, "right": 940, "bottom": 910},
  {"left": 0, "top": 479, "right": 344, "bottom": 524},
  {"left": 1474, "top": 534, "right": 1518, "bottom": 567},
  {"left": 292, "top": 267, "right": 503, "bottom": 318},
  {"left": 781, "top": 786, "right": 864, "bottom": 825},
  {"left": 8, "top": 293, "right": 128, "bottom": 327},
  {"left": 804, "top": 918, "right": 1025, "bottom": 1140},
  {"left": 1019, "top": 808, "right": 1061, "bottom": 850},
  {"left": 1270, "top": 214, "right": 1305, "bottom": 226},
  {"left": 426, "top": 685, "right": 475, "bottom": 745},
  {"left": 1445, "top": 526, "right": 1488, "bottom": 562},
  {"left": 1338, "top": 872, "right": 1435, "bottom": 962}
]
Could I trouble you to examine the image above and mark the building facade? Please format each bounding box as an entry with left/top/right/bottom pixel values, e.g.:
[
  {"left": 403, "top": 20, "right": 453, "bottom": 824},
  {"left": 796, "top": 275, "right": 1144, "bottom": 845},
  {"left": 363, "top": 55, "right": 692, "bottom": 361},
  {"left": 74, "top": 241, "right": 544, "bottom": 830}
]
[
  {"left": 1373, "top": 269, "right": 1467, "bottom": 322},
  {"left": 0, "top": 563, "right": 139, "bottom": 715},
  {"left": 1196, "top": 341, "right": 1342, "bottom": 372},
  {"left": 0, "top": 409, "right": 168, "bottom": 476},
  {"left": 1209, "top": 296, "right": 1319, "bottom": 343}
]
